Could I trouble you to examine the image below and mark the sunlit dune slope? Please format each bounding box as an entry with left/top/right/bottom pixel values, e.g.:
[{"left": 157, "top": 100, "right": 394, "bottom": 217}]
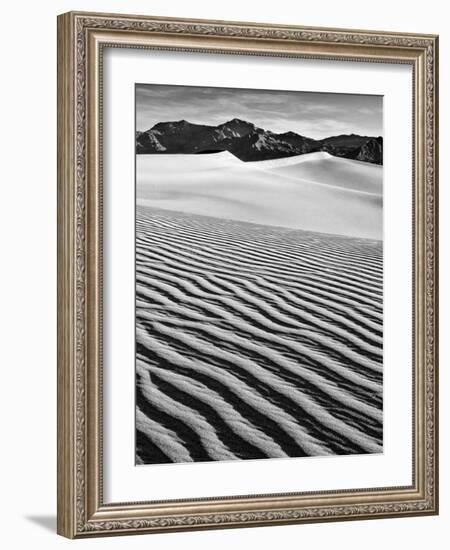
[{"left": 137, "top": 151, "right": 382, "bottom": 239}]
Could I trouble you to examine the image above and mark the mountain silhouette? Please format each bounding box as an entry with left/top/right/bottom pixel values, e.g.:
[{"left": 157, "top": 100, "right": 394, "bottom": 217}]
[{"left": 136, "top": 118, "right": 382, "bottom": 164}]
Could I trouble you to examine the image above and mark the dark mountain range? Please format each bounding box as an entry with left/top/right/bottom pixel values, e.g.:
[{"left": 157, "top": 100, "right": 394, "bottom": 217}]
[
  {"left": 136, "top": 118, "right": 383, "bottom": 164},
  {"left": 318, "top": 134, "right": 383, "bottom": 164}
]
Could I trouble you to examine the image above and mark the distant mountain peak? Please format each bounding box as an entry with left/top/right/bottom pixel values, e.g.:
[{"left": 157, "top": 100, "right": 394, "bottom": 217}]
[
  {"left": 281, "top": 131, "right": 301, "bottom": 137},
  {"left": 223, "top": 117, "right": 254, "bottom": 125},
  {"left": 219, "top": 118, "right": 258, "bottom": 134},
  {"left": 152, "top": 119, "right": 204, "bottom": 130},
  {"left": 137, "top": 119, "right": 383, "bottom": 164}
]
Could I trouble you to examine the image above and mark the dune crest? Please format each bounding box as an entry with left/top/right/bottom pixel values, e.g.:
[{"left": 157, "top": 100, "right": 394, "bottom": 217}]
[{"left": 137, "top": 152, "right": 382, "bottom": 239}]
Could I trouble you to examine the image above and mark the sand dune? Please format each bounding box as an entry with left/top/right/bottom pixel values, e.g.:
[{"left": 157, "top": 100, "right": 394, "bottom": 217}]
[
  {"left": 135, "top": 152, "right": 383, "bottom": 464},
  {"left": 137, "top": 151, "right": 382, "bottom": 239},
  {"left": 136, "top": 207, "right": 383, "bottom": 464},
  {"left": 253, "top": 151, "right": 382, "bottom": 194}
]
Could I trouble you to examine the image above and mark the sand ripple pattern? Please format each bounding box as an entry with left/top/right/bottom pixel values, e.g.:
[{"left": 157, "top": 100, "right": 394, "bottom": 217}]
[{"left": 135, "top": 207, "right": 383, "bottom": 464}]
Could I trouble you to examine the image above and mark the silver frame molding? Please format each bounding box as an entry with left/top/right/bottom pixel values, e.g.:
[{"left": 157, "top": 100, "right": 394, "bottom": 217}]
[{"left": 57, "top": 11, "right": 439, "bottom": 538}]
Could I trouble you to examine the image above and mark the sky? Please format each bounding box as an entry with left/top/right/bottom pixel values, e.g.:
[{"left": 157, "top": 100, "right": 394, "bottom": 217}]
[{"left": 136, "top": 83, "right": 383, "bottom": 140}]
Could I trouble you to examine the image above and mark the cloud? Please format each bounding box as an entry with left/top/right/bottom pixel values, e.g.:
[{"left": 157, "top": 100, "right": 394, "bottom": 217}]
[{"left": 136, "top": 83, "right": 383, "bottom": 139}]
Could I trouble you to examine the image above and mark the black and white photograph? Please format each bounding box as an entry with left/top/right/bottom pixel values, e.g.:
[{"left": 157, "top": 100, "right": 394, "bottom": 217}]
[{"left": 134, "top": 83, "right": 384, "bottom": 465}]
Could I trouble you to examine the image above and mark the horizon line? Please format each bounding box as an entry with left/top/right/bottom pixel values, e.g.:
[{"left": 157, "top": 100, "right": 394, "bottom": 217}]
[{"left": 137, "top": 117, "right": 383, "bottom": 141}]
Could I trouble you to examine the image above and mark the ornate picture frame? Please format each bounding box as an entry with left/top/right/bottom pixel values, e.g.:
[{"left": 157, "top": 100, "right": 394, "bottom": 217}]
[{"left": 57, "top": 11, "right": 438, "bottom": 538}]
